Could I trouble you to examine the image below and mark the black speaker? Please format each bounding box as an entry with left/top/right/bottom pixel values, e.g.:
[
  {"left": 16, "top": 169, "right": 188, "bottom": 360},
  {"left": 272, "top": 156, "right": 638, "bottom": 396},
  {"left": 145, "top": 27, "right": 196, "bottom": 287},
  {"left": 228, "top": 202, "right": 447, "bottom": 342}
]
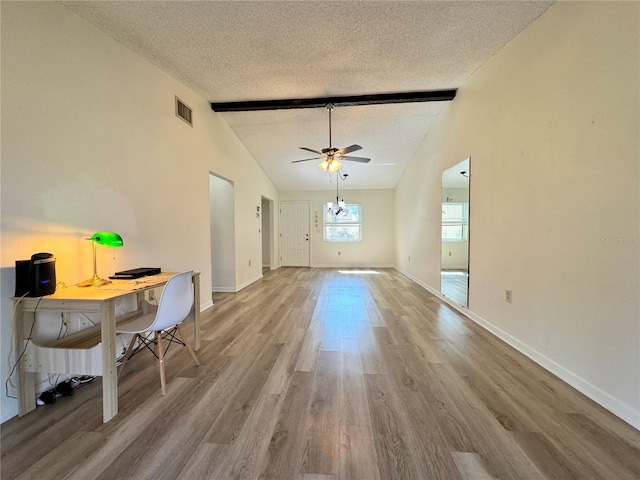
[
  {"left": 15, "top": 260, "right": 31, "bottom": 297},
  {"left": 15, "top": 253, "right": 57, "bottom": 297},
  {"left": 30, "top": 253, "right": 56, "bottom": 296}
]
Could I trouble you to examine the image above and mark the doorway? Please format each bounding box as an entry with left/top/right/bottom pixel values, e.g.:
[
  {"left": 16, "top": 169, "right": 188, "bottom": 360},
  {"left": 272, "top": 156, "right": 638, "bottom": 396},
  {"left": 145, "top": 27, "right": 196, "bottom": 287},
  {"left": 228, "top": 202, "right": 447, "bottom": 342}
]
[
  {"left": 209, "top": 173, "right": 236, "bottom": 292},
  {"left": 441, "top": 157, "right": 470, "bottom": 307},
  {"left": 279, "top": 202, "right": 310, "bottom": 267}
]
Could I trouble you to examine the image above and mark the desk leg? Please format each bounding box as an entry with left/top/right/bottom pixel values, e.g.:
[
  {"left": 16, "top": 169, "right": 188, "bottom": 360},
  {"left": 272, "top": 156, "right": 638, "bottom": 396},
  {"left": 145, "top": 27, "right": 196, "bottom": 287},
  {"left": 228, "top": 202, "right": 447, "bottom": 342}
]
[
  {"left": 193, "top": 274, "right": 201, "bottom": 351},
  {"left": 15, "top": 302, "right": 36, "bottom": 416},
  {"left": 101, "top": 300, "right": 118, "bottom": 422}
]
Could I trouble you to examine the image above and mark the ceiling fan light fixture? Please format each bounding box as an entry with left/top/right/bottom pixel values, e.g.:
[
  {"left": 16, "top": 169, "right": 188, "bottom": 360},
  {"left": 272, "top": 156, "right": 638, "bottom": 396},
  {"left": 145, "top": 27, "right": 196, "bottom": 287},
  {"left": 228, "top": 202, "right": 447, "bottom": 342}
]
[
  {"left": 318, "top": 159, "right": 330, "bottom": 171},
  {"left": 294, "top": 104, "right": 369, "bottom": 172},
  {"left": 318, "top": 158, "right": 342, "bottom": 173}
]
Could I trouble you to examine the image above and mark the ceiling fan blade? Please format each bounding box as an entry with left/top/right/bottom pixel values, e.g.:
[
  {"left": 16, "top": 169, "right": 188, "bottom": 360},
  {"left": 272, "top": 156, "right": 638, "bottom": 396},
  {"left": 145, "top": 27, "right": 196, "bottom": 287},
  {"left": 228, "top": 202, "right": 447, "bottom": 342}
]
[
  {"left": 341, "top": 156, "right": 371, "bottom": 163},
  {"left": 291, "top": 157, "right": 322, "bottom": 163},
  {"left": 299, "top": 147, "right": 323, "bottom": 155},
  {"left": 337, "top": 144, "right": 362, "bottom": 155}
]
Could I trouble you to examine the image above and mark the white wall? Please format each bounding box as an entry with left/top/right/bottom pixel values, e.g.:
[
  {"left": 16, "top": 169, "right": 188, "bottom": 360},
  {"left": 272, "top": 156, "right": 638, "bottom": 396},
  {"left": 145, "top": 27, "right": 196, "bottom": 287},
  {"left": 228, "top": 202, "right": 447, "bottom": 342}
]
[
  {"left": 396, "top": 2, "right": 639, "bottom": 428},
  {"left": 0, "top": 2, "right": 278, "bottom": 422},
  {"left": 279, "top": 189, "right": 395, "bottom": 267},
  {"left": 209, "top": 174, "right": 236, "bottom": 291}
]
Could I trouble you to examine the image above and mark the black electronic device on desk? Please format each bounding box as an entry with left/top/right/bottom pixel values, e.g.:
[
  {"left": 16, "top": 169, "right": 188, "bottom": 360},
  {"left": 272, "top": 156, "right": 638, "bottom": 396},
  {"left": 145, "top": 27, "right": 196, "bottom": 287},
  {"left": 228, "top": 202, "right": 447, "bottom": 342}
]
[
  {"left": 109, "top": 267, "right": 161, "bottom": 280},
  {"left": 15, "top": 252, "right": 57, "bottom": 297}
]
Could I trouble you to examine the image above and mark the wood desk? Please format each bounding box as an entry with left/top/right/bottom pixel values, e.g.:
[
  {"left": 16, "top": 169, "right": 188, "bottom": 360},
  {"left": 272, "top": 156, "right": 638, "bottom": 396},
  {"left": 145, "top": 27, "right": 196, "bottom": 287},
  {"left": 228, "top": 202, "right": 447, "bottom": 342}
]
[{"left": 13, "top": 272, "right": 200, "bottom": 423}]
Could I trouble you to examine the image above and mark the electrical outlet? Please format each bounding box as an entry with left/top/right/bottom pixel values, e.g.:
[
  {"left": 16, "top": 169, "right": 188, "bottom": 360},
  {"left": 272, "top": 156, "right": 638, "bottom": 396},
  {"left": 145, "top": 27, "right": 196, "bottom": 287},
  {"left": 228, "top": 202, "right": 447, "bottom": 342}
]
[
  {"left": 505, "top": 289, "right": 512, "bottom": 303},
  {"left": 408, "top": 255, "right": 411, "bottom": 261},
  {"left": 249, "top": 260, "right": 252, "bottom": 267}
]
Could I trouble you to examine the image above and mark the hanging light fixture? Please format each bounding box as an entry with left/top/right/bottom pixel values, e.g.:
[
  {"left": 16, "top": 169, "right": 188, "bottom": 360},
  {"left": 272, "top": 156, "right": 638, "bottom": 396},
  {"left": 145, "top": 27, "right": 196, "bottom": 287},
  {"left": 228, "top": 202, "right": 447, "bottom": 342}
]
[{"left": 327, "top": 172, "right": 347, "bottom": 216}]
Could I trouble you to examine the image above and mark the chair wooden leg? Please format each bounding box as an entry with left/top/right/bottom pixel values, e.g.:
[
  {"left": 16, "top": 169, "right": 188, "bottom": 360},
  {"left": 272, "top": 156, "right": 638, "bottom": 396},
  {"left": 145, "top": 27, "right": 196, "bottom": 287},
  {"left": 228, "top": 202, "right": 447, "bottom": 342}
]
[
  {"left": 176, "top": 324, "right": 200, "bottom": 367},
  {"left": 118, "top": 334, "right": 138, "bottom": 379},
  {"left": 156, "top": 331, "right": 166, "bottom": 395}
]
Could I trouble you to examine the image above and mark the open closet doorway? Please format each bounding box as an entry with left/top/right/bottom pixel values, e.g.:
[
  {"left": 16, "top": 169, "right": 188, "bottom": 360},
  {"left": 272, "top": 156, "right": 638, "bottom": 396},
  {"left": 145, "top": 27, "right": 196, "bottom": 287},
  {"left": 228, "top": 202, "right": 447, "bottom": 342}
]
[
  {"left": 441, "top": 157, "right": 470, "bottom": 307},
  {"left": 209, "top": 173, "right": 236, "bottom": 292}
]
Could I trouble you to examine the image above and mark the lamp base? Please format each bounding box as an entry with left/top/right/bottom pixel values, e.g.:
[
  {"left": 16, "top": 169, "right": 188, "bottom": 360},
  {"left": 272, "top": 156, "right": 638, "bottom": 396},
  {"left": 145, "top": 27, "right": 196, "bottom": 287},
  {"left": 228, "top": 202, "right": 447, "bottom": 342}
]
[{"left": 78, "top": 277, "right": 111, "bottom": 288}]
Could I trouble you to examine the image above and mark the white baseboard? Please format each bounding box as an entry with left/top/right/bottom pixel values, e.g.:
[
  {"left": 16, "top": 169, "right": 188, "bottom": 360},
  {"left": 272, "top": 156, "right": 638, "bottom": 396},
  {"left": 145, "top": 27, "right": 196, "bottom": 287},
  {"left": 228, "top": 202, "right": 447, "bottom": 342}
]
[
  {"left": 395, "top": 266, "right": 454, "bottom": 305},
  {"left": 235, "top": 273, "right": 263, "bottom": 292},
  {"left": 395, "top": 266, "right": 640, "bottom": 430},
  {"left": 211, "top": 286, "right": 236, "bottom": 293},
  {"left": 211, "top": 275, "right": 263, "bottom": 294},
  {"left": 200, "top": 299, "right": 214, "bottom": 311},
  {"left": 310, "top": 263, "right": 396, "bottom": 269}
]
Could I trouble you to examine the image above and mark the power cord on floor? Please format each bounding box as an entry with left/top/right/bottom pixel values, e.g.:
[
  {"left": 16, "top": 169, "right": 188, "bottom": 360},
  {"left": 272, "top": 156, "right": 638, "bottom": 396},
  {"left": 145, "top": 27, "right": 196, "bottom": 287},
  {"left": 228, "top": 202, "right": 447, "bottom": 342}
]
[{"left": 36, "top": 376, "right": 96, "bottom": 405}]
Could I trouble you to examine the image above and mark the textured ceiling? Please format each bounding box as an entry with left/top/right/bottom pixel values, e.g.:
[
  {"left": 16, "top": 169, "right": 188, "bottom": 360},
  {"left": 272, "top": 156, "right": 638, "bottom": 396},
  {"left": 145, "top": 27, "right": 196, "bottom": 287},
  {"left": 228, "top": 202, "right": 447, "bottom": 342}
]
[{"left": 62, "top": 1, "right": 553, "bottom": 191}]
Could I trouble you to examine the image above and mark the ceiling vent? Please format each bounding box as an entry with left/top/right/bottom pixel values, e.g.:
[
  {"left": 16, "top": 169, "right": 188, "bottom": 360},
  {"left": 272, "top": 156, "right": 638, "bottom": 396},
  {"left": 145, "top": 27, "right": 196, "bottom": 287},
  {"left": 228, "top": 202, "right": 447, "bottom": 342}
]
[{"left": 175, "top": 96, "right": 193, "bottom": 126}]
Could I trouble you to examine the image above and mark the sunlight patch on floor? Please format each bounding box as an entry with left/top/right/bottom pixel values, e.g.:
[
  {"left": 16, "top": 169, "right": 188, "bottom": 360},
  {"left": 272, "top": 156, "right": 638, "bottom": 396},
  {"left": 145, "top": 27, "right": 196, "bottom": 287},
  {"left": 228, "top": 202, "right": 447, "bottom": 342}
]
[{"left": 338, "top": 270, "right": 381, "bottom": 275}]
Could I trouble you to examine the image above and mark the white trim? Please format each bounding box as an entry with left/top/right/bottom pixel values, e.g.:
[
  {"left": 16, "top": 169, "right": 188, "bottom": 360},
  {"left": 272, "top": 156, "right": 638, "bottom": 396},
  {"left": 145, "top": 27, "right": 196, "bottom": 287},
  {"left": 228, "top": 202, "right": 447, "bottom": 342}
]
[
  {"left": 235, "top": 274, "right": 263, "bottom": 292},
  {"left": 211, "top": 287, "right": 236, "bottom": 293},
  {"left": 395, "top": 266, "right": 640, "bottom": 431},
  {"left": 396, "top": 266, "right": 459, "bottom": 306},
  {"left": 212, "top": 273, "right": 263, "bottom": 293},
  {"left": 311, "top": 263, "right": 395, "bottom": 269},
  {"left": 200, "top": 299, "right": 214, "bottom": 311}
]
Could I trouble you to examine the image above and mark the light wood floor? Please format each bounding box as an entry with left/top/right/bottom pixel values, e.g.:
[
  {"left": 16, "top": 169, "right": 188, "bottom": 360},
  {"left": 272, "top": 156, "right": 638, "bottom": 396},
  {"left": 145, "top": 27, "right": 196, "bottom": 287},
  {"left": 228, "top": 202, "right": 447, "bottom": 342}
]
[
  {"left": 440, "top": 270, "right": 468, "bottom": 306},
  {"left": 2, "top": 268, "right": 638, "bottom": 479}
]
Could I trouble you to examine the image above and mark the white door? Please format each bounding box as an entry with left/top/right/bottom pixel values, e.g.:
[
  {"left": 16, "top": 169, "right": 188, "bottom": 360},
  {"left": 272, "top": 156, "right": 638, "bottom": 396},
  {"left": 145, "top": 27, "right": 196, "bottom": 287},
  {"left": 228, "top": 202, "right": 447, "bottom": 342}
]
[{"left": 280, "top": 202, "right": 310, "bottom": 266}]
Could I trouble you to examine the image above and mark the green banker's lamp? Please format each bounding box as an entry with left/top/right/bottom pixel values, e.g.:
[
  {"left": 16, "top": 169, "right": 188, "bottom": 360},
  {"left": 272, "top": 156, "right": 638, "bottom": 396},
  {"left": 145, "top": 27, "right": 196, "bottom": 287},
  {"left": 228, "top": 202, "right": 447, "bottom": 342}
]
[{"left": 78, "top": 231, "right": 124, "bottom": 287}]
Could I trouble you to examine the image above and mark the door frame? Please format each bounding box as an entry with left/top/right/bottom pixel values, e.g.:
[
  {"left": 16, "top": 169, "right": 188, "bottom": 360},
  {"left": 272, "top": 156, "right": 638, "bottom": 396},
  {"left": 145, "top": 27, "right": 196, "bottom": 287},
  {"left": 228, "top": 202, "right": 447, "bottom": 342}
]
[{"left": 208, "top": 172, "right": 236, "bottom": 292}]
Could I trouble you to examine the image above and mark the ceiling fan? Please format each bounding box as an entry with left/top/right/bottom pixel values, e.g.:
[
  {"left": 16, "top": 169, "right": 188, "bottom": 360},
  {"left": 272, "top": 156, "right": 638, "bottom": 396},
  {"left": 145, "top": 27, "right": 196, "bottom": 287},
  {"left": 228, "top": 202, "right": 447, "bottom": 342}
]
[{"left": 292, "top": 103, "right": 370, "bottom": 172}]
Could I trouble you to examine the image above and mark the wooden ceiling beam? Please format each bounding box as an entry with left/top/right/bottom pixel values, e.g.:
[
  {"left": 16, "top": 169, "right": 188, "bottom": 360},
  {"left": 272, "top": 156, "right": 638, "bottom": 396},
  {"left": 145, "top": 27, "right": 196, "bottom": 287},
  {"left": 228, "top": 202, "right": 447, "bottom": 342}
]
[{"left": 210, "top": 89, "right": 457, "bottom": 112}]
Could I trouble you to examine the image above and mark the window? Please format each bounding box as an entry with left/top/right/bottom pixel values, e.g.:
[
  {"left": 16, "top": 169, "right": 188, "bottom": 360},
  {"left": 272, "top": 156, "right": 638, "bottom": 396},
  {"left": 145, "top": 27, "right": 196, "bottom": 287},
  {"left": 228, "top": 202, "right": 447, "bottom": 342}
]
[
  {"left": 442, "top": 202, "right": 468, "bottom": 242},
  {"left": 324, "top": 203, "right": 362, "bottom": 242}
]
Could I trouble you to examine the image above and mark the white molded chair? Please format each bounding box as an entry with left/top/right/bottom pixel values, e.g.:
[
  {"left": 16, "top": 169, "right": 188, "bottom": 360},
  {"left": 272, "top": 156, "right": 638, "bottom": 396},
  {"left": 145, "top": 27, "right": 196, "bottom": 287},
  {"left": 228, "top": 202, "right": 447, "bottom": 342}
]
[{"left": 116, "top": 271, "right": 200, "bottom": 395}]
